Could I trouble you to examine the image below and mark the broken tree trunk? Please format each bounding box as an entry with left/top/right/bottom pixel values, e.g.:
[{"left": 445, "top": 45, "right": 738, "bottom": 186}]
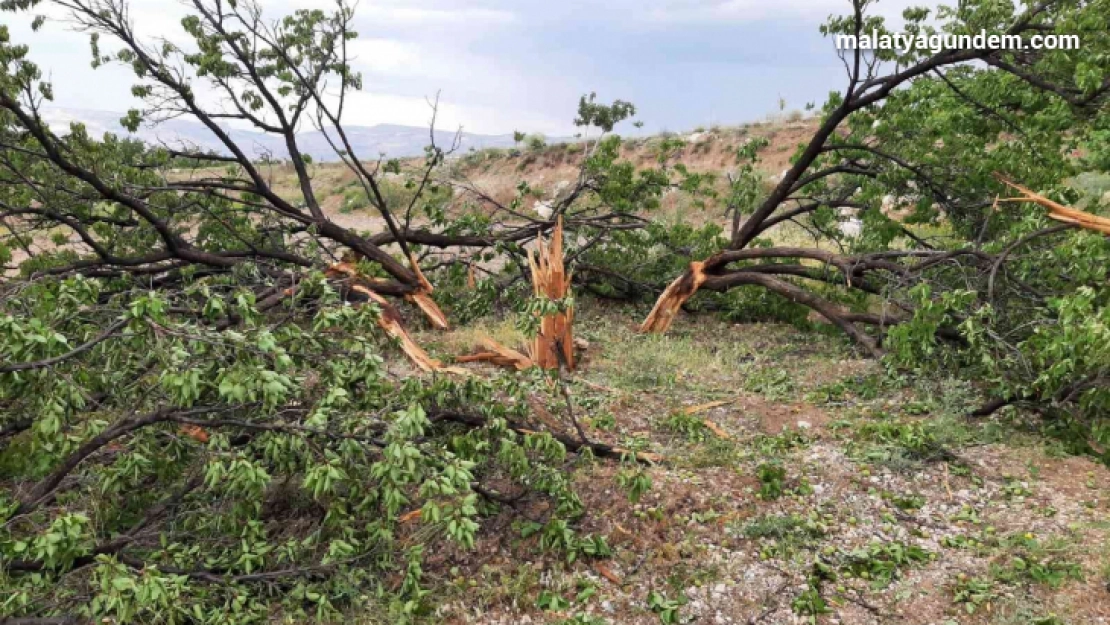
[
  {"left": 527, "top": 217, "right": 575, "bottom": 370},
  {"left": 454, "top": 219, "right": 576, "bottom": 372},
  {"left": 639, "top": 260, "right": 708, "bottom": 333}
]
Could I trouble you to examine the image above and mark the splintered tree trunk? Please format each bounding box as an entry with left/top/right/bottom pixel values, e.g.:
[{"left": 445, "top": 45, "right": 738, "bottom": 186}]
[
  {"left": 639, "top": 260, "right": 708, "bottom": 333},
  {"left": 453, "top": 220, "right": 575, "bottom": 372},
  {"left": 528, "top": 218, "right": 575, "bottom": 370}
]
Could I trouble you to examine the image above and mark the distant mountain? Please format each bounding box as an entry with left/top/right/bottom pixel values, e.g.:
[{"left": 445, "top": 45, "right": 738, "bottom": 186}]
[{"left": 39, "top": 108, "right": 555, "bottom": 161}]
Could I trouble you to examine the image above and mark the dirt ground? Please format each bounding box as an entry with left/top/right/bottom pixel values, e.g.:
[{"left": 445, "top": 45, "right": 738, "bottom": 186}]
[{"left": 397, "top": 302, "right": 1110, "bottom": 625}]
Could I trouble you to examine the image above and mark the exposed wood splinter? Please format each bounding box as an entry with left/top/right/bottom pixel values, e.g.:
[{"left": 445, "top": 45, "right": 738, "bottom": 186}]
[
  {"left": 456, "top": 337, "right": 534, "bottom": 370},
  {"left": 457, "top": 219, "right": 576, "bottom": 372},
  {"left": 640, "top": 260, "right": 708, "bottom": 333},
  {"left": 405, "top": 252, "right": 450, "bottom": 330},
  {"left": 998, "top": 176, "right": 1110, "bottom": 235},
  {"left": 528, "top": 217, "right": 575, "bottom": 370},
  {"left": 682, "top": 399, "right": 733, "bottom": 415},
  {"left": 179, "top": 424, "right": 209, "bottom": 443},
  {"left": 681, "top": 400, "right": 735, "bottom": 440},
  {"left": 702, "top": 420, "right": 732, "bottom": 440},
  {"left": 351, "top": 285, "right": 443, "bottom": 372},
  {"left": 594, "top": 562, "right": 622, "bottom": 585},
  {"left": 326, "top": 263, "right": 464, "bottom": 374}
]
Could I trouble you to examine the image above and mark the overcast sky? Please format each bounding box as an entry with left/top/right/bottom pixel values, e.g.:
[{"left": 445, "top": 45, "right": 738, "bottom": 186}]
[{"left": 5, "top": 0, "right": 938, "bottom": 136}]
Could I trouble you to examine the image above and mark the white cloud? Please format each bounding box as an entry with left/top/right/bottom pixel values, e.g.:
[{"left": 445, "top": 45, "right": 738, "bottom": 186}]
[
  {"left": 360, "top": 6, "right": 517, "bottom": 26},
  {"left": 643, "top": 0, "right": 924, "bottom": 24},
  {"left": 280, "top": 0, "right": 517, "bottom": 28},
  {"left": 337, "top": 91, "right": 571, "bottom": 136},
  {"left": 347, "top": 39, "right": 424, "bottom": 77}
]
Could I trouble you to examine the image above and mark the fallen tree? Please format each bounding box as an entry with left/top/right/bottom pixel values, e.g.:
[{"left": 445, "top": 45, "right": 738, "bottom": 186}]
[
  {"left": 0, "top": 1, "right": 671, "bottom": 622},
  {"left": 635, "top": 0, "right": 1110, "bottom": 357},
  {"left": 0, "top": 0, "right": 695, "bottom": 323},
  {"left": 576, "top": 0, "right": 1110, "bottom": 455}
]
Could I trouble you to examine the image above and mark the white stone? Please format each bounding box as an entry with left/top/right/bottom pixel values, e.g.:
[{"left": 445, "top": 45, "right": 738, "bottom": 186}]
[{"left": 838, "top": 218, "right": 863, "bottom": 238}]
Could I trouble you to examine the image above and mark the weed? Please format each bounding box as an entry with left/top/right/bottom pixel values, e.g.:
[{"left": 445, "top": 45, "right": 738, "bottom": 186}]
[
  {"left": 791, "top": 584, "right": 831, "bottom": 623},
  {"left": 993, "top": 534, "right": 1083, "bottom": 588},
  {"left": 941, "top": 533, "right": 987, "bottom": 552},
  {"left": 756, "top": 462, "right": 786, "bottom": 500},
  {"left": 587, "top": 411, "right": 617, "bottom": 431},
  {"left": 840, "top": 541, "right": 932, "bottom": 588},
  {"left": 664, "top": 411, "right": 708, "bottom": 441},
  {"left": 743, "top": 367, "right": 796, "bottom": 400},
  {"left": 617, "top": 467, "right": 652, "bottom": 503},
  {"left": 340, "top": 186, "right": 370, "bottom": 212},
  {"left": 678, "top": 438, "right": 741, "bottom": 469},
  {"left": 951, "top": 574, "right": 997, "bottom": 614},
  {"left": 558, "top": 614, "right": 609, "bottom": 625},
  {"left": 536, "top": 590, "right": 571, "bottom": 611},
  {"left": 883, "top": 491, "right": 926, "bottom": 511},
  {"left": 752, "top": 428, "right": 810, "bottom": 455},
  {"left": 807, "top": 374, "right": 885, "bottom": 404},
  {"left": 743, "top": 513, "right": 824, "bottom": 540},
  {"left": 950, "top": 505, "right": 982, "bottom": 525},
  {"left": 646, "top": 591, "right": 686, "bottom": 624},
  {"left": 1001, "top": 477, "right": 1032, "bottom": 501},
  {"left": 743, "top": 513, "right": 826, "bottom": 560},
  {"left": 851, "top": 418, "right": 963, "bottom": 469}
]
